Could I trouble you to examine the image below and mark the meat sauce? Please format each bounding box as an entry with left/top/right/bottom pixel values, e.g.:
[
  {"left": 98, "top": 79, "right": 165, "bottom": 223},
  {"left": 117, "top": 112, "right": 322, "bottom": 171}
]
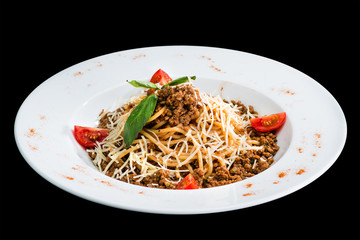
[{"left": 92, "top": 85, "right": 279, "bottom": 189}]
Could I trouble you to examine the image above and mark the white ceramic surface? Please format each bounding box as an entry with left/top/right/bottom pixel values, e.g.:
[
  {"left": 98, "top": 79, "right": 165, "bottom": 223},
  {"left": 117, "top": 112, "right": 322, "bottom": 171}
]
[{"left": 14, "top": 46, "right": 347, "bottom": 214}]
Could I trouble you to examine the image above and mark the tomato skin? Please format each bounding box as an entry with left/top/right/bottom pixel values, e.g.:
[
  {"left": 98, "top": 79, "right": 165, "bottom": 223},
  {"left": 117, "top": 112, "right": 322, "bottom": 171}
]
[
  {"left": 175, "top": 174, "right": 199, "bottom": 189},
  {"left": 74, "top": 125, "right": 109, "bottom": 148},
  {"left": 150, "top": 69, "right": 172, "bottom": 86},
  {"left": 250, "top": 112, "right": 286, "bottom": 132}
]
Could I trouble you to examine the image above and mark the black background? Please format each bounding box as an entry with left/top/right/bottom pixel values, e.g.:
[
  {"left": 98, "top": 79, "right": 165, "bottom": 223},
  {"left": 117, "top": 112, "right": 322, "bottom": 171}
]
[{"left": 3, "top": 1, "right": 359, "bottom": 238}]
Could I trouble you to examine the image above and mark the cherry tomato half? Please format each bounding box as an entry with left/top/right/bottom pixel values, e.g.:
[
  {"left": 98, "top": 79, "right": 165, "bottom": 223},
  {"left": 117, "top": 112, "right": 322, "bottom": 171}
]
[
  {"left": 175, "top": 174, "right": 199, "bottom": 189},
  {"left": 150, "top": 69, "right": 172, "bottom": 86},
  {"left": 74, "top": 125, "right": 109, "bottom": 148},
  {"left": 250, "top": 112, "right": 286, "bottom": 132}
]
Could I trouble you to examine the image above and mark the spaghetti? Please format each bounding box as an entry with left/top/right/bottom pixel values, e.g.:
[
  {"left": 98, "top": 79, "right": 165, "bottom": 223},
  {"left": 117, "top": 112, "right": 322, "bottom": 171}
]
[{"left": 87, "top": 83, "right": 279, "bottom": 188}]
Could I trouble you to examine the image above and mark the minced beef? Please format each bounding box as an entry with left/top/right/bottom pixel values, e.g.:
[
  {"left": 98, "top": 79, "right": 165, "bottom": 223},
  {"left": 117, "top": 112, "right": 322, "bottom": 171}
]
[
  {"left": 201, "top": 127, "right": 278, "bottom": 188},
  {"left": 204, "top": 166, "right": 242, "bottom": 188},
  {"left": 155, "top": 84, "right": 203, "bottom": 127},
  {"left": 93, "top": 88, "right": 279, "bottom": 189}
]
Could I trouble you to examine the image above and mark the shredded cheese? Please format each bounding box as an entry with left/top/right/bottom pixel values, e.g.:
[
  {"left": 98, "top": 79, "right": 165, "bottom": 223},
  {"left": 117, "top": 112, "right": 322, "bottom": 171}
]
[{"left": 88, "top": 85, "right": 263, "bottom": 184}]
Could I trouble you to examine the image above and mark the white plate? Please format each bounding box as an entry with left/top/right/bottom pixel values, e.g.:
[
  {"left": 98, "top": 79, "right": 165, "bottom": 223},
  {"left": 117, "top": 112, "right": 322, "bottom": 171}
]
[{"left": 14, "top": 46, "right": 346, "bottom": 214}]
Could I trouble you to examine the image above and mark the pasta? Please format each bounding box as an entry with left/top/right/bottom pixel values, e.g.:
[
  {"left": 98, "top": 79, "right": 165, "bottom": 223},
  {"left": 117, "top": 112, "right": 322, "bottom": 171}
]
[{"left": 87, "top": 82, "right": 279, "bottom": 189}]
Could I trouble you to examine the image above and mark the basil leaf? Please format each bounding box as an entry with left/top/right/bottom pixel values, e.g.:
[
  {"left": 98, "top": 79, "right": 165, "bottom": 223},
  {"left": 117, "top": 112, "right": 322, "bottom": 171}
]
[
  {"left": 127, "top": 80, "right": 160, "bottom": 89},
  {"left": 123, "top": 94, "right": 158, "bottom": 147},
  {"left": 162, "top": 76, "right": 196, "bottom": 88}
]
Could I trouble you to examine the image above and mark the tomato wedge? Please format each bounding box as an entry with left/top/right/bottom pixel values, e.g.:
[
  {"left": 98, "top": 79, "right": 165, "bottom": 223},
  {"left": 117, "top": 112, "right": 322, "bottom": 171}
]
[
  {"left": 250, "top": 112, "right": 286, "bottom": 132},
  {"left": 175, "top": 174, "right": 199, "bottom": 189},
  {"left": 150, "top": 69, "right": 172, "bottom": 86},
  {"left": 74, "top": 125, "right": 109, "bottom": 148}
]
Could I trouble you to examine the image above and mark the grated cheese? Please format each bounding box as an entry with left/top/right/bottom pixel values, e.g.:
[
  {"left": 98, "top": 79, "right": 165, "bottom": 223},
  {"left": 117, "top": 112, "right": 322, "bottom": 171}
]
[{"left": 89, "top": 84, "right": 263, "bottom": 184}]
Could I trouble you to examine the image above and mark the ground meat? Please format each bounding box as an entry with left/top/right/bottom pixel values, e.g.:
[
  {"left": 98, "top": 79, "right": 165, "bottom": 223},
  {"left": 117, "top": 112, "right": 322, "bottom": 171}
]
[
  {"left": 202, "top": 127, "right": 278, "bottom": 188},
  {"left": 155, "top": 84, "right": 203, "bottom": 126},
  {"left": 192, "top": 168, "right": 205, "bottom": 187},
  {"left": 231, "top": 100, "right": 258, "bottom": 118},
  {"left": 126, "top": 169, "right": 178, "bottom": 189},
  {"left": 204, "top": 166, "right": 242, "bottom": 188},
  {"left": 97, "top": 110, "right": 111, "bottom": 129},
  {"left": 97, "top": 103, "right": 132, "bottom": 129},
  {"left": 141, "top": 169, "right": 176, "bottom": 188},
  {"left": 92, "top": 90, "right": 279, "bottom": 189},
  {"left": 91, "top": 128, "right": 278, "bottom": 189}
]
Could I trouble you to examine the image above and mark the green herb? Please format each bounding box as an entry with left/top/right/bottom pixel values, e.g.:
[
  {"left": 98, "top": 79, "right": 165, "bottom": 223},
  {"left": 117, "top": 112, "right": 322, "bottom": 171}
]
[
  {"left": 126, "top": 80, "right": 160, "bottom": 89},
  {"left": 162, "top": 76, "right": 196, "bottom": 88},
  {"left": 123, "top": 75, "right": 196, "bottom": 147},
  {"left": 123, "top": 94, "right": 158, "bottom": 147}
]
